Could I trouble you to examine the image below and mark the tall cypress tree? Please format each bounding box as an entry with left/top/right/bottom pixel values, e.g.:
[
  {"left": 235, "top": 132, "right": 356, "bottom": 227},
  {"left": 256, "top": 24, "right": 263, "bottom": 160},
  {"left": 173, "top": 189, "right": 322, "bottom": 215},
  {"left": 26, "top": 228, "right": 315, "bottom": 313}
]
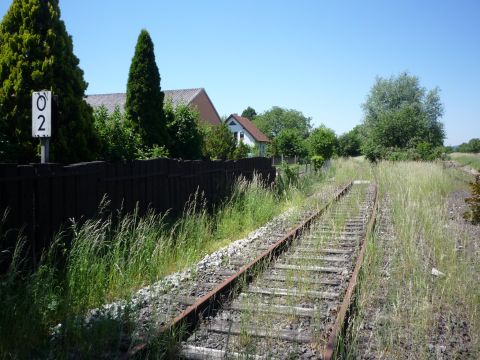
[
  {"left": 125, "top": 29, "right": 168, "bottom": 148},
  {"left": 0, "top": 0, "right": 99, "bottom": 163}
]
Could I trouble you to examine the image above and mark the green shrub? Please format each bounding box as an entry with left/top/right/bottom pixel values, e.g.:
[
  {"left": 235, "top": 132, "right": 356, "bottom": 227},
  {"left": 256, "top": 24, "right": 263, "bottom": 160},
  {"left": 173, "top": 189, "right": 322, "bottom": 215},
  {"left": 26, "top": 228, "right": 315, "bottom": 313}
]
[
  {"left": 276, "top": 163, "right": 300, "bottom": 194},
  {"left": 364, "top": 144, "right": 444, "bottom": 162},
  {"left": 94, "top": 106, "right": 142, "bottom": 161},
  {"left": 232, "top": 141, "right": 251, "bottom": 160},
  {"left": 165, "top": 102, "right": 203, "bottom": 159},
  {"left": 310, "top": 155, "right": 325, "bottom": 173},
  {"left": 202, "top": 123, "right": 235, "bottom": 160},
  {"left": 137, "top": 144, "right": 169, "bottom": 159}
]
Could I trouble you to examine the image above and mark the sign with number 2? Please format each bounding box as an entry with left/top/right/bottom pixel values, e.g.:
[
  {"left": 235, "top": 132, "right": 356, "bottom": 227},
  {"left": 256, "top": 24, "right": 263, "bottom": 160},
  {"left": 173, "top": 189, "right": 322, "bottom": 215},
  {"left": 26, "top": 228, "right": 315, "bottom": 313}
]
[{"left": 32, "top": 90, "right": 51, "bottom": 138}]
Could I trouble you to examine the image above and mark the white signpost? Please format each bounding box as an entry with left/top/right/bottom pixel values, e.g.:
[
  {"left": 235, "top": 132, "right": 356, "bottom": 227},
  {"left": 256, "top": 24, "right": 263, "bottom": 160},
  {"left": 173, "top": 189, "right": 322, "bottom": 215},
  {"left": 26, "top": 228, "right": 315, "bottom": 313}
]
[{"left": 32, "top": 90, "right": 52, "bottom": 163}]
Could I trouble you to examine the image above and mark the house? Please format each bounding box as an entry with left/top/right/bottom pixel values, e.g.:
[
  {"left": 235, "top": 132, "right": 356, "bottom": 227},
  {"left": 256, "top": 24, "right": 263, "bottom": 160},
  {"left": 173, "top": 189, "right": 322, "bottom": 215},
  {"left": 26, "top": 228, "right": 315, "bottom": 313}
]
[
  {"left": 225, "top": 114, "right": 270, "bottom": 156},
  {"left": 85, "top": 88, "right": 221, "bottom": 125}
]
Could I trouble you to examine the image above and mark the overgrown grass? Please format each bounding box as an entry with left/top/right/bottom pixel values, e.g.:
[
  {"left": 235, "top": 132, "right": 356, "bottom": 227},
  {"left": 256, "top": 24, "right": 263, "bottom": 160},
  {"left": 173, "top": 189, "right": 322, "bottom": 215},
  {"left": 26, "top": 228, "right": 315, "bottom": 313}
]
[
  {"left": 449, "top": 152, "right": 480, "bottom": 171},
  {"left": 324, "top": 156, "right": 374, "bottom": 183},
  {"left": 348, "top": 161, "right": 479, "bottom": 358},
  {"left": 0, "top": 171, "right": 324, "bottom": 358}
]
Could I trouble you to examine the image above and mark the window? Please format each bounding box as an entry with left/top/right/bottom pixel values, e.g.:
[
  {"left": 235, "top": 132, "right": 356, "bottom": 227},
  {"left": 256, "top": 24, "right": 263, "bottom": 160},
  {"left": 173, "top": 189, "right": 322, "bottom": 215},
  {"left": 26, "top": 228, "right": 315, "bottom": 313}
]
[
  {"left": 240, "top": 132, "right": 244, "bottom": 140},
  {"left": 233, "top": 132, "right": 238, "bottom": 142},
  {"left": 229, "top": 121, "right": 236, "bottom": 126}
]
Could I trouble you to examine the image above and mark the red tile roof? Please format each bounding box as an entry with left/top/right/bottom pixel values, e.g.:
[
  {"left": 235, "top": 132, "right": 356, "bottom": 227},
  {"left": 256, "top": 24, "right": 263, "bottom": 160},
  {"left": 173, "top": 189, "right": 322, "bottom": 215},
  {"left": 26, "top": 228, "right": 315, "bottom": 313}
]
[{"left": 228, "top": 114, "right": 270, "bottom": 143}]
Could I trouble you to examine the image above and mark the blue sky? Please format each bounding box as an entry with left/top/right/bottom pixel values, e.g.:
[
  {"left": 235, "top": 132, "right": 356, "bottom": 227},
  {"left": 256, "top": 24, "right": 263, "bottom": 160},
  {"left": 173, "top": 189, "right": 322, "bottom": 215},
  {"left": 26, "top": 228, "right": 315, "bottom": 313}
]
[{"left": 1, "top": 1, "right": 479, "bottom": 145}]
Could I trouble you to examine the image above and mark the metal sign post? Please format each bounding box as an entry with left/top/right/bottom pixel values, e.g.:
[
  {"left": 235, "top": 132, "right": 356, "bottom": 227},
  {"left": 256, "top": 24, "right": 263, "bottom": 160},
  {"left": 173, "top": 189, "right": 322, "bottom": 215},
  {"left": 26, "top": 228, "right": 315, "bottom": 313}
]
[
  {"left": 40, "top": 138, "right": 50, "bottom": 163},
  {"left": 32, "top": 90, "right": 52, "bottom": 163}
]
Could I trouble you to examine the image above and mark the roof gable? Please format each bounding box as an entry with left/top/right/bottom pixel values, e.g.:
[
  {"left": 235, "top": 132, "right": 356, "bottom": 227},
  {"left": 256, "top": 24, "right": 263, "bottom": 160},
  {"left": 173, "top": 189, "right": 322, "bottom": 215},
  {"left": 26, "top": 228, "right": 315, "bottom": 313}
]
[
  {"left": 85, "top": 88, "right": 204, "bottom": 113},
  {"left": 226, "top": 114, "right": 270, "bottom": 143},
  {"left": 190, "top": 89, "right": 222, "bottom": 125},
  {"left": 164, "top": 88, "right": 203, "bottom": 107},
  {"left": 85, "top": 93, "right": 126, "bottom": 114},
  {"left": 85, "top": 88, "right": 221, "bottom": 125}
]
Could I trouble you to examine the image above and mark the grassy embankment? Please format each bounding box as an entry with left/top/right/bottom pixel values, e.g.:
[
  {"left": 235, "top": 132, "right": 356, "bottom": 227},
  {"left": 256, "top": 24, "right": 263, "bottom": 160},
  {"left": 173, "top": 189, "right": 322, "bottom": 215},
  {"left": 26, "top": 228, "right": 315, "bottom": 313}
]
[
  {"left": 0, "top": 168, "right": 339, "bottom": 357},
  {"left": 347, "top": 160, "right": 479, "bottom": 358},
  {"left": 449, "top": 152, "right": 480, "bottom": 171}
]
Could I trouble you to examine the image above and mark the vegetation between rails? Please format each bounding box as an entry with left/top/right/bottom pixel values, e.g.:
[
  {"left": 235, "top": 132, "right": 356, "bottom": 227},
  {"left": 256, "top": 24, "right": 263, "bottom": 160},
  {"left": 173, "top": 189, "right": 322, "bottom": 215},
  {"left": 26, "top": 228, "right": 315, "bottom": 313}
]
[
  {"left": 347, "top": 160, "right": 479, "bottom": 359},
  {"left": 213, "top": 184, "right": 368, "bottom": 358},
  {"left": 0, "top": 170, "right": 328, "bottom": 358}
]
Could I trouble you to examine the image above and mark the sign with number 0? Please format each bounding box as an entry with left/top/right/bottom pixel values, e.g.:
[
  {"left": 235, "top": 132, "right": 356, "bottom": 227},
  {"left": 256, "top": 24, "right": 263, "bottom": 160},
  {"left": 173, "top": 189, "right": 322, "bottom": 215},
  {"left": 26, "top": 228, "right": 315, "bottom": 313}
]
[{"left": 32, "top": 90, "right": 51, "bottom": 137}]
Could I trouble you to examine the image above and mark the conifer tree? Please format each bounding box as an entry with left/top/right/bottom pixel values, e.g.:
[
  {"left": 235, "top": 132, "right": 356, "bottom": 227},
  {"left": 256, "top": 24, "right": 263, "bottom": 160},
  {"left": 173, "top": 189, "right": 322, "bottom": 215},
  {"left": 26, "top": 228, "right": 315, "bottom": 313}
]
[
  {"left": 0, "top": 0, "right": 99, "bottom": 163},
  {"left": 125, "top": 29, "right": 168, "bottom": 148}
]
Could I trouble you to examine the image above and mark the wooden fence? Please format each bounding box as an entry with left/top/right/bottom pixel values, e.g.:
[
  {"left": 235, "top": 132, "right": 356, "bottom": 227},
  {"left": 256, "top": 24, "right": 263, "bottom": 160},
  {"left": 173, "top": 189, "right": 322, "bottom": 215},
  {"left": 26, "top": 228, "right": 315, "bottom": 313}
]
[{"left": 0, "top": 157, "right": 275, "bottom": 267}]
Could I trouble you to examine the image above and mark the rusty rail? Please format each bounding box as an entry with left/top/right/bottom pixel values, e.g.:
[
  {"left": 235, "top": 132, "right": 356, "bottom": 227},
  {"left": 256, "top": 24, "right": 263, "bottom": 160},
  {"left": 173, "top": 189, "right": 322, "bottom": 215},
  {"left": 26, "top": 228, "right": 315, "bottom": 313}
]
[
  {"left": 124, "top": 181, "right": 353, "bottom": 358},
  {"left": 323, "top": 182, "right": 379, "bottom": 360}
]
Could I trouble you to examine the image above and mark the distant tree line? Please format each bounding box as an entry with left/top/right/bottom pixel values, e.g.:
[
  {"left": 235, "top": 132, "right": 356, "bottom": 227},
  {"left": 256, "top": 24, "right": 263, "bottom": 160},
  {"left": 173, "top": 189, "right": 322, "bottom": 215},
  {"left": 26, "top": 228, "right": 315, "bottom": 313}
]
[
  {"left": 242, "top": 72, "right": 448, "bottom": 163},
  {"left": 447, "top": 138, "right": 480, "bottom": 154}
]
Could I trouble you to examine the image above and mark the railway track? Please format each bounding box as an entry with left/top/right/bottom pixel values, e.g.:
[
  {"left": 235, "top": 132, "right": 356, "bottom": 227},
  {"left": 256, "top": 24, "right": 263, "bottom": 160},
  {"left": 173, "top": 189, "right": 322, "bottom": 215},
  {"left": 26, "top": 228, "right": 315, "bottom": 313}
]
[{"left": 125, "top": 181, "right": 378, "bottom": 359}]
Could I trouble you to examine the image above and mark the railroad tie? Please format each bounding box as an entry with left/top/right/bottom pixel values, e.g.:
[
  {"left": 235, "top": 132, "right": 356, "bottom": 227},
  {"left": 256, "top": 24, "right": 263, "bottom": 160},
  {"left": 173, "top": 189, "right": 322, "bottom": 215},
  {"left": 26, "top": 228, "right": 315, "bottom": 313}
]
[
  {"left": 273, "top": 263, "right": 345, "bottom": 273},
  {"left": 247, "top": 286, "right": 339, "bottom": 300},
  {"left": 204, "top": 320, "right": 313, "bottom": 343},
  {"left": 180, "top": 345, "right": 266, "bottom": 360},
  {"left": 227, "top": 302, "right": 317, "bottom": 317}
]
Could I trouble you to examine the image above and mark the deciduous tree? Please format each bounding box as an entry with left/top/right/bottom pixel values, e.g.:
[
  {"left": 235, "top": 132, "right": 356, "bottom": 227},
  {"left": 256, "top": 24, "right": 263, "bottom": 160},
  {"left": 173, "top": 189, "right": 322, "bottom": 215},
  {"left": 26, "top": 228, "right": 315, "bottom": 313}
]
[
  {"left": 361, "top": 72, "right": 445, "bottom": 161},
  {"left": 337, "top": 126, "right": 362, "bottom": 157},
  {"left": 271, "top": 129, "right": 307, "bottom": 158},
  {"left": 253, "top": 107, "right": 311, "bottom": 139},
  {"left": 307, "top": 125, "right": 337, "bottom": 159},
  {"left": 241, "top": 106, "right": 257, "bottom": 120}
]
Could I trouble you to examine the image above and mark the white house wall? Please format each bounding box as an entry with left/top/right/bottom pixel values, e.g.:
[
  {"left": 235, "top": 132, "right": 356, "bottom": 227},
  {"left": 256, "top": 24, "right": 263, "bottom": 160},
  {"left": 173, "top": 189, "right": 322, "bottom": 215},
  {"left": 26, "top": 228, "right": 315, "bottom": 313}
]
[{"left": 227, "top": 120, "right": 256, "bottom": 147}]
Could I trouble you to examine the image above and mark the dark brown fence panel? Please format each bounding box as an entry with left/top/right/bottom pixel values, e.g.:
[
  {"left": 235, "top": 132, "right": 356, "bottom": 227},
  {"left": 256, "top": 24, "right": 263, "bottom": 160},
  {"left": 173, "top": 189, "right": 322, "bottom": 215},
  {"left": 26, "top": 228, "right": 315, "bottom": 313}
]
[
  {"left": 0, "top": 158, "right": 275, "bottom": 266},
  {"left": 155, "top": 159, "right": 171, "bottom": 212},
  {"left": 33, "top": 165, "right": 51, "bottom": 259},
  {"left": 18, "top": 166, "right": 35, "bottom": 253},
  {"left": 0, "top": 165, "right": 26, "bottom": 269}
]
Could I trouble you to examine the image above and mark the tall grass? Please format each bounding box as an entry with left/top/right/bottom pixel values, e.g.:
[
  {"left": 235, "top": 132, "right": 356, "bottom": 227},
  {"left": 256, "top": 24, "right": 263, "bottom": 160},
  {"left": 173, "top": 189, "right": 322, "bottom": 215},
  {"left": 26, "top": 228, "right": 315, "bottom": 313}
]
[
  {"left": 325, "top": 157, "right": 374, "bottom": 184},
  {"left": 0, "top": 171, "right": 323, "bottom": 357},
  {"left": 349, "top": 161, "right": 479, "bottom": 358},
  {"left": 449, "top": 152, "right": 480, "bottom": 171}
]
